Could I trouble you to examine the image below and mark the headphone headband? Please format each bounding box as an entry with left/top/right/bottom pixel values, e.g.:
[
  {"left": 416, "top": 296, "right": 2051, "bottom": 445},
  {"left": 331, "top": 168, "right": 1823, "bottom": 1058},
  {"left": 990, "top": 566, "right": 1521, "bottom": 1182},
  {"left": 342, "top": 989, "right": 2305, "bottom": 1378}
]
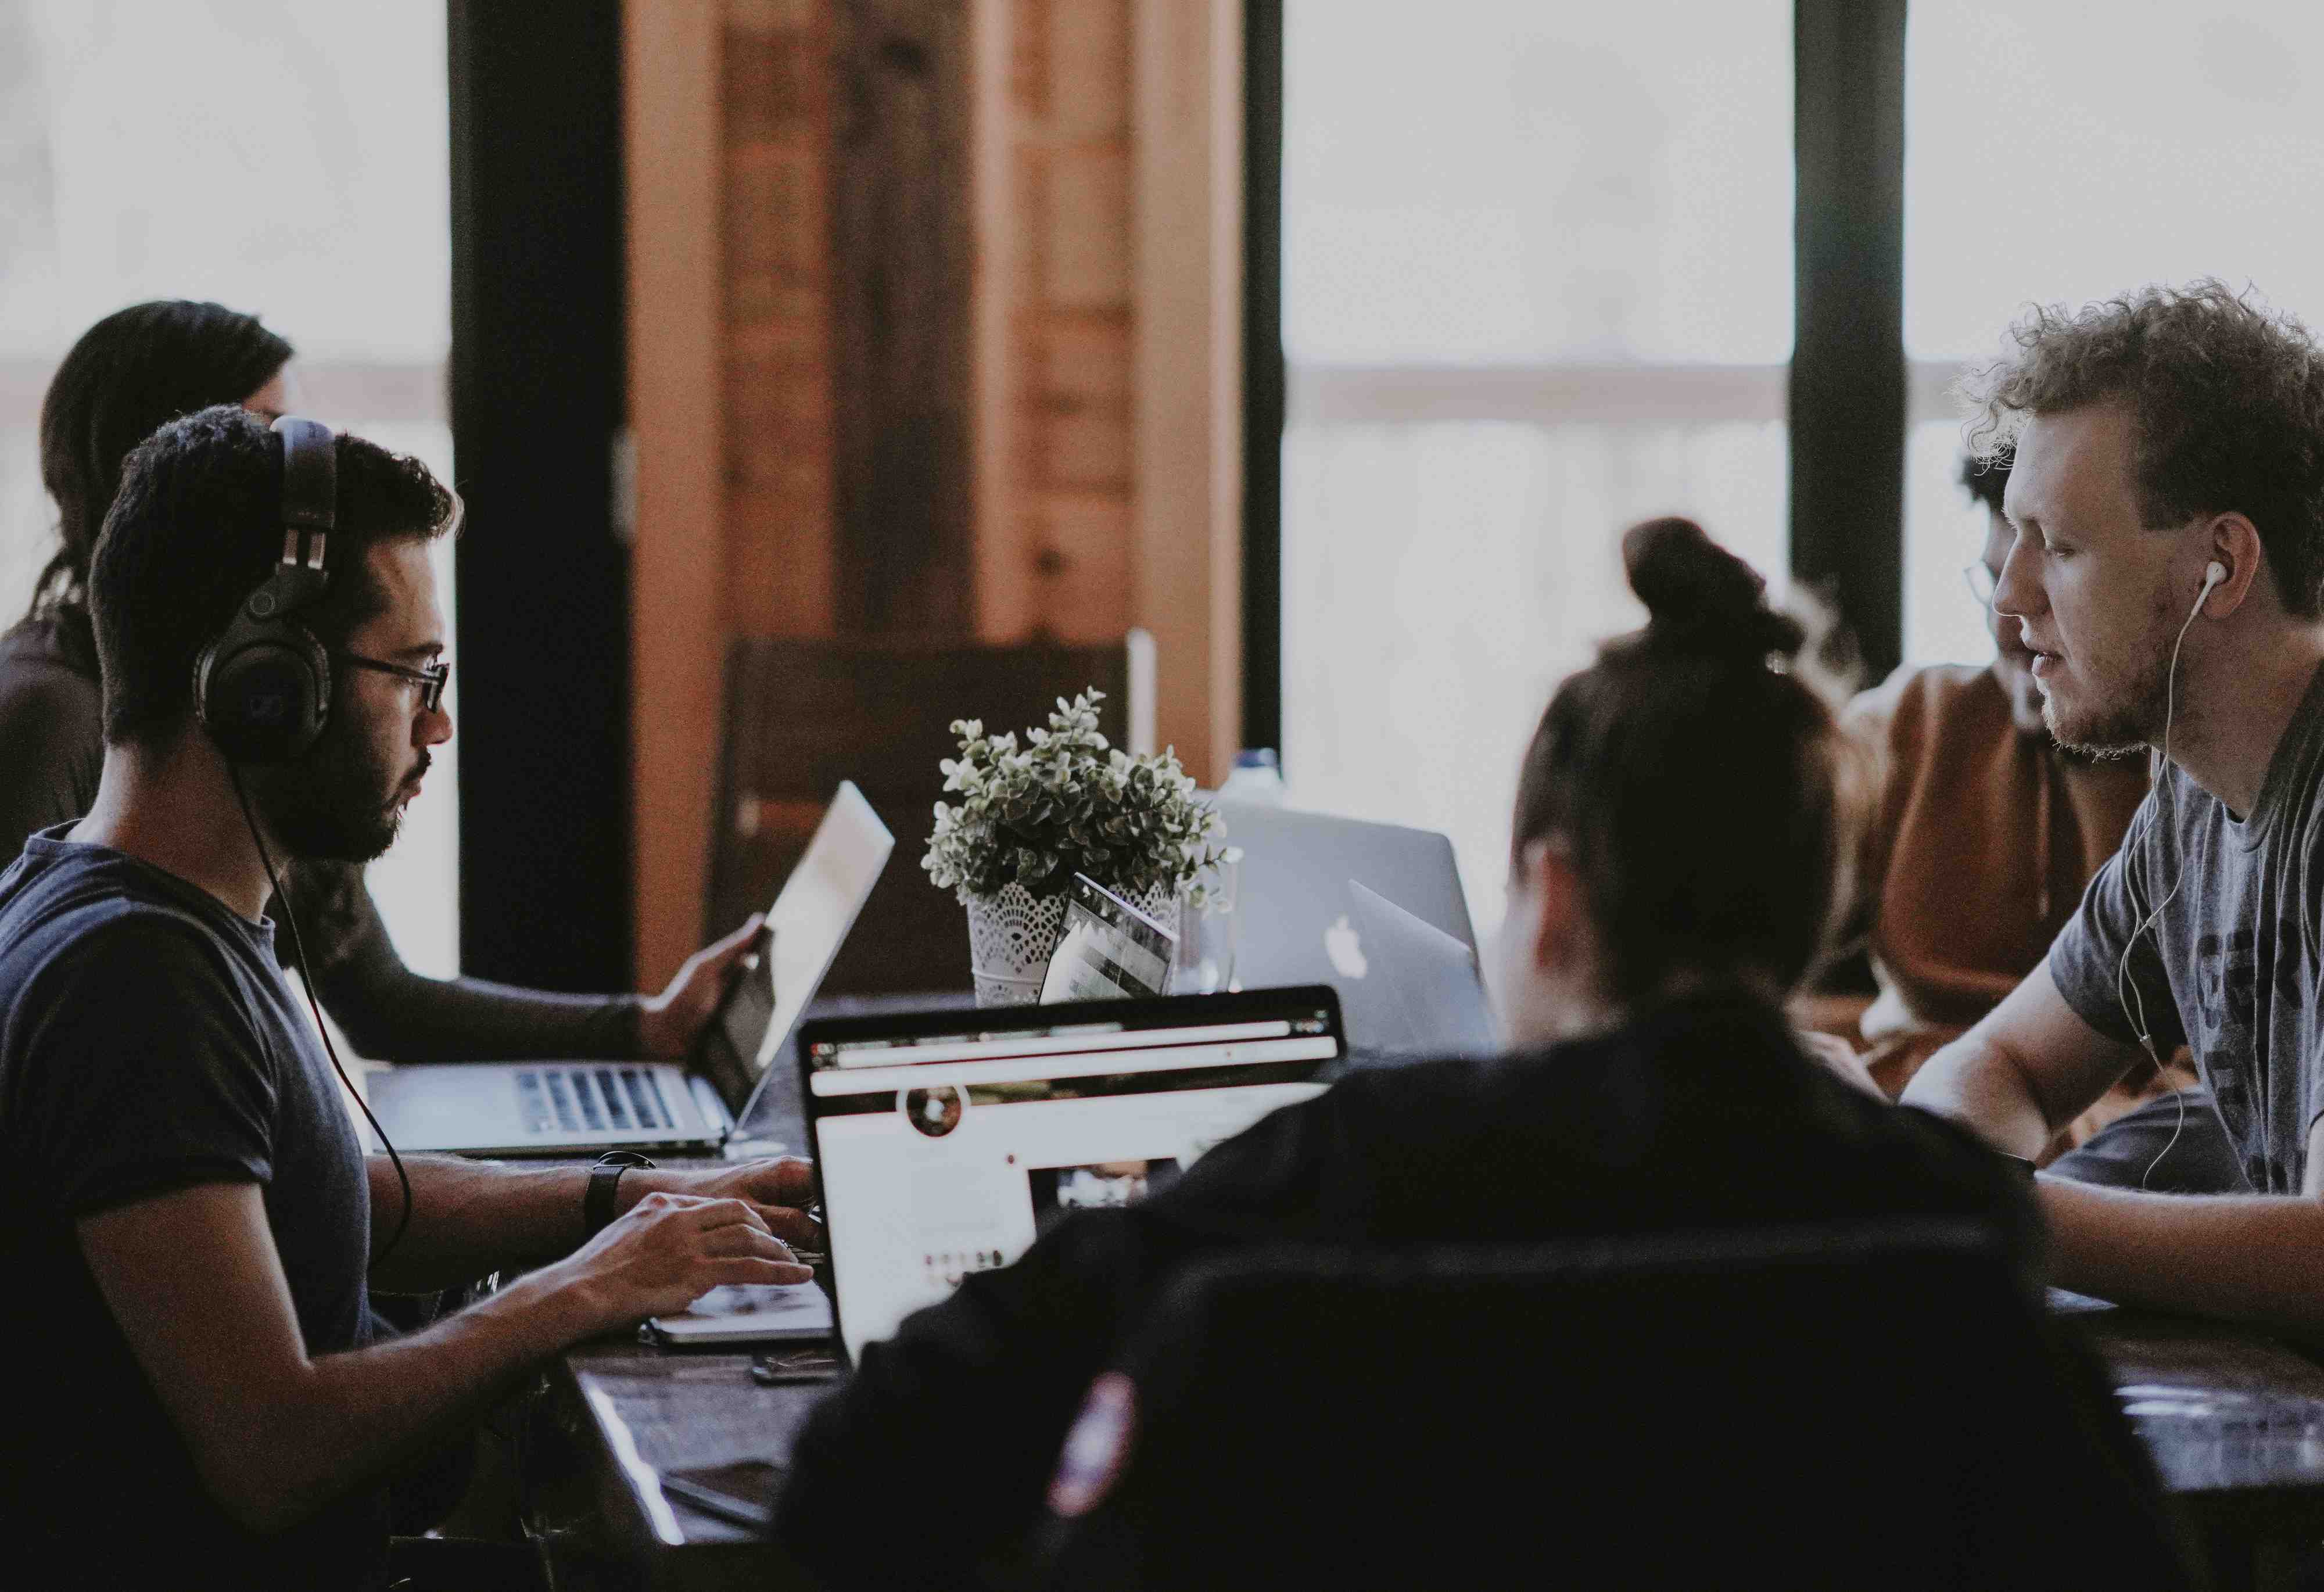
[
  {"left": 192, "top": 415, "right": 339, "bottom": 762},
  {"left": 272, "top": 415, "right": 335, "bottom": 590}
]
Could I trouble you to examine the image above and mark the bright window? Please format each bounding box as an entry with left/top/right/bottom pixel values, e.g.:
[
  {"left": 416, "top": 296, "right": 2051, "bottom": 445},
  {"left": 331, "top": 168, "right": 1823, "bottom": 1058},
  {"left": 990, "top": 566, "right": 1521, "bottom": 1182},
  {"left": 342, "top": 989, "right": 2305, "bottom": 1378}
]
[
  {"left": 1281, "top": 0, "right": 1794, "bottom": 937},
  {"left": 0, "top": 0, "right": 457, "bottom": 974},
  {"left": 1902, "top": 1, "right": 2324, "bottom": 668}
]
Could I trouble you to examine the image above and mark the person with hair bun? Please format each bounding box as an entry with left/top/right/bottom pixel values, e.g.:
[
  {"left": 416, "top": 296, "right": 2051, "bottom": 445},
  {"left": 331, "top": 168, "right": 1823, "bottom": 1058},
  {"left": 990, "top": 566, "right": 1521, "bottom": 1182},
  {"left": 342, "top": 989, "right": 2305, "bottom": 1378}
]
[
  {"left": 1, "top": 300, "right": 769, "bottom": 1067},
  {"left": 772, "top": 518, "right": 2038, "bottom": 1590}
]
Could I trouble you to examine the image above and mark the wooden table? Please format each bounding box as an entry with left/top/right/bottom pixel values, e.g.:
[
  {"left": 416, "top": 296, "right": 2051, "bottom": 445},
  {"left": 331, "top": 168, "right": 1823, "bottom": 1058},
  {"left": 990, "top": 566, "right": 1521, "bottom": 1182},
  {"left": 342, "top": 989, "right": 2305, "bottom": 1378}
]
[
  {"left": 545, "top": 1293, "right": 2324, "bottom": 1590},
  {"left": 547, "top": 1342, "right": 819, "bottom": 1589}
]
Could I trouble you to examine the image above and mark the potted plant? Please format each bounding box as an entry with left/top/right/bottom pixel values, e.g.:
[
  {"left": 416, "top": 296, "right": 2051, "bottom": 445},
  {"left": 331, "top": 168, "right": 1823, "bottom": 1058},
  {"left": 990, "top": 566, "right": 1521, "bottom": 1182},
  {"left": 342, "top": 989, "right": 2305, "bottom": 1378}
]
[{"left": 924, "top": 689, "right": 1229, "bottom": 1005}]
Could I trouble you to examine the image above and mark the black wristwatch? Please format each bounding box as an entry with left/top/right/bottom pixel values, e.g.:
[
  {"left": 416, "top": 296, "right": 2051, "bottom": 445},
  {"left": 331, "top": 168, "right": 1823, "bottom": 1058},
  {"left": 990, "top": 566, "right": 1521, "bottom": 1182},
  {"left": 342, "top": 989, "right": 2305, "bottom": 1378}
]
[{"left": 585, "top": 1150, "right": 657, "bottom": 1238}]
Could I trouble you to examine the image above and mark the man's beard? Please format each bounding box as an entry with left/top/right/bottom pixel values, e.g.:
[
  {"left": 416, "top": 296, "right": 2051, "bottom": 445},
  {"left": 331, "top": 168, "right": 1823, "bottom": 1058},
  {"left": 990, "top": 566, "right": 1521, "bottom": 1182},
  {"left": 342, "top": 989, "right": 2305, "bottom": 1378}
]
[
  {"left": 2045, "top": 641, "right": 2173, "bottom": 759},
  {"left": 249, "top": 725, "right": 423, "bottom": 865}
]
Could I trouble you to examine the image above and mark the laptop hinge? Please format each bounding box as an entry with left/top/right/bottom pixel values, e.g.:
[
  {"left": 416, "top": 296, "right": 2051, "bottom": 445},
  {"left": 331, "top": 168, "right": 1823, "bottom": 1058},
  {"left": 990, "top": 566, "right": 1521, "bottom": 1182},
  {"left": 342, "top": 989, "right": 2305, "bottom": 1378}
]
[{"left": 691, "top": 1074, "right": 737, "bottom": 1142}]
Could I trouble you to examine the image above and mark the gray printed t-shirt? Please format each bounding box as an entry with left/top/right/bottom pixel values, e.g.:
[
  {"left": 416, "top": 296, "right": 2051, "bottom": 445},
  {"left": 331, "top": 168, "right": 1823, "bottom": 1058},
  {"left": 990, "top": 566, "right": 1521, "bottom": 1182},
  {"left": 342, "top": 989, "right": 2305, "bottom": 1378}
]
[{"left": 2051, "top": 662, "right": 2324, "bottom": 1194}]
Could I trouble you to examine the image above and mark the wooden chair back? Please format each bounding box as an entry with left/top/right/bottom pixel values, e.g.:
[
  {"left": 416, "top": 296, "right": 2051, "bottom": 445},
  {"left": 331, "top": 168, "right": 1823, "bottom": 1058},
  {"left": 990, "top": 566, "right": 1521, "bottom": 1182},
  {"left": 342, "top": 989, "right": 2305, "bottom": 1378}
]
[{"left": 704, "top": 633, "right": 1153, "bottom": 995}]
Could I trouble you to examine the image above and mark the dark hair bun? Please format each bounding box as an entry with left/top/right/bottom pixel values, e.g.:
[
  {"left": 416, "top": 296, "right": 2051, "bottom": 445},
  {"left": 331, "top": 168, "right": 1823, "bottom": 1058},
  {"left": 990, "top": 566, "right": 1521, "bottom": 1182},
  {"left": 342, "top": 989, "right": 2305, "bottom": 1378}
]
[{"left": 1622, "top": 516, "right": 1803, "bottom": 659}]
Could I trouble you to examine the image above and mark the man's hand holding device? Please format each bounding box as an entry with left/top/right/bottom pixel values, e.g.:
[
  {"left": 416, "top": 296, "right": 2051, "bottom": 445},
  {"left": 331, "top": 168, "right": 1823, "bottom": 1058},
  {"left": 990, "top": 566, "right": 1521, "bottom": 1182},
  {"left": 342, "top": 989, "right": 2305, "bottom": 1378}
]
[{"left": 638, "top": 912, "right": 772, "bottom": 1059}]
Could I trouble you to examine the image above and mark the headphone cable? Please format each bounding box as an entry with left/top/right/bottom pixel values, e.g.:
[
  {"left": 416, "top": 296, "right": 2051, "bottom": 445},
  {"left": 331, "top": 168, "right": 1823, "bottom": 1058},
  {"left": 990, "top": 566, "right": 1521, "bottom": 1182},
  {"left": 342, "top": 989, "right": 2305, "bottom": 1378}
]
[{"left": 229, "top": 765, "right": 415, "bottom": 1268}]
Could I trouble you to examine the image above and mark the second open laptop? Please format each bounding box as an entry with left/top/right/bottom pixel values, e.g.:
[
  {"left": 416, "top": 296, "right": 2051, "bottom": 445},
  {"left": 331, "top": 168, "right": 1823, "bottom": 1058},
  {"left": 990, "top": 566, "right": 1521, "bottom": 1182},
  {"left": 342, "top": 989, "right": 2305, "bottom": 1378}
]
[
  {"left": 1337, "top": 880, "right": 1499, "bottom": 1057},
  {"left": 1220, "top": 801, "right": 1491, "bottom": 1056},
  {"left": 368, "top": 781, "right": 894, "bottom": 1157}
]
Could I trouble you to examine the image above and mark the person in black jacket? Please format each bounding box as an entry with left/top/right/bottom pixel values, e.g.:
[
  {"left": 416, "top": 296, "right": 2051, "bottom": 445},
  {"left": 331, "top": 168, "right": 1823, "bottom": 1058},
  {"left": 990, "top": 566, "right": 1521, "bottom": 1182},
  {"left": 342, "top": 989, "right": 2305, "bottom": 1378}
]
[
  {"left": 2, "top": 300, "right": 756, "bottom": 1062},
  {"left": 775, "top": 517, "right": 2040, "bottom": 1587}
]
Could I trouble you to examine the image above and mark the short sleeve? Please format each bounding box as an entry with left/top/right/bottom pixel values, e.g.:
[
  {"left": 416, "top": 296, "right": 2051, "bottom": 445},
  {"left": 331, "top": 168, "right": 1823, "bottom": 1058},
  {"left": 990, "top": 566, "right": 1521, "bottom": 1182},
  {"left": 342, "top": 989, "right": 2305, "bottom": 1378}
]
[
  {"left": 9, "top": 915, "right": 279, "bottom": 1218},
  {"left": 2047, "top": 801, "right": 2183, "bottom": 1051}
]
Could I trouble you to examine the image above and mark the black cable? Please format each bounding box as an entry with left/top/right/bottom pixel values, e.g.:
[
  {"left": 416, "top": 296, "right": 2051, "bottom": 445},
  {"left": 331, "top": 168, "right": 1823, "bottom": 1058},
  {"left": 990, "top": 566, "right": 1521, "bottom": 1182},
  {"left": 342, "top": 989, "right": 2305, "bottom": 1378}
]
[{"left": 228, "top": 765, "right": 415, "bottom": 1267}]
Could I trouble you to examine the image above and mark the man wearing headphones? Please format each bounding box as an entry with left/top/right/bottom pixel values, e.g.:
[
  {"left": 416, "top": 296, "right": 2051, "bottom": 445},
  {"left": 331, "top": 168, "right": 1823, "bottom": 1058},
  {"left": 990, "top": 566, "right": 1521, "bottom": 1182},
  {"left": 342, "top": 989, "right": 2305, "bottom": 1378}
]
[
  {"left": 0, "top": 406, "right": 815, "bottom": 1587},
  {"left": 1902, "top": 282, "right": 2324, "bottom": 1333}
]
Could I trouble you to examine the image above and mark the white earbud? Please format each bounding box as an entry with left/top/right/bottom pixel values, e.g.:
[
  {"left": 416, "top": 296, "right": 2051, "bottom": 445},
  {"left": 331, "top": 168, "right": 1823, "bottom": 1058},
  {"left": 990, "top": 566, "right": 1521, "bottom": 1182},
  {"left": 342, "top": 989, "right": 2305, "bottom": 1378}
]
[{"left": 2201, "top": 560, "right": 2228, "bottom": 604}]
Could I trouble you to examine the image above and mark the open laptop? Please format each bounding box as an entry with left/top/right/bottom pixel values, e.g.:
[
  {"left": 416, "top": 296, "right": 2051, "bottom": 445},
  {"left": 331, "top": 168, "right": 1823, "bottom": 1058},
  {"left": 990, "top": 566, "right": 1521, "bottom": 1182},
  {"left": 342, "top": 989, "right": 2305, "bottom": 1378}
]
[
  {"left": 1337, "top": 880, "right": 1500, "bottom": 1058},
  {"left": 1218, "top": 801, "right": 1483, "bottom": 1052},
  {"left": 797, "top": 985, "right": 1344, "bottom": 1365},
  {"left": 370, "top": 781, "right": 893, "bottom": 1157}
]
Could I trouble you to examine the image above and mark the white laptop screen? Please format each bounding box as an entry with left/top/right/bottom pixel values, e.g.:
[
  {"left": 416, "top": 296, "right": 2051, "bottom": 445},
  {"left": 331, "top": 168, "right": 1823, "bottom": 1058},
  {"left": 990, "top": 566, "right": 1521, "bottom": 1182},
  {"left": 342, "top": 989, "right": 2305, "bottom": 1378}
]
[{"left": 801, "top": 989, "right": 1343, "bottom": 1364}]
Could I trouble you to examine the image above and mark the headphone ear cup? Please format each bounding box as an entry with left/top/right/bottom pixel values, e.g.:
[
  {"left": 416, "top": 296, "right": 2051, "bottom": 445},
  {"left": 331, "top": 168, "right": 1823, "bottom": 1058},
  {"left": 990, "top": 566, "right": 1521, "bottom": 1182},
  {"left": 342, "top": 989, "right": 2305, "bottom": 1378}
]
[{"left": 195, "top": 617, "right": 331, "bottom": 763}]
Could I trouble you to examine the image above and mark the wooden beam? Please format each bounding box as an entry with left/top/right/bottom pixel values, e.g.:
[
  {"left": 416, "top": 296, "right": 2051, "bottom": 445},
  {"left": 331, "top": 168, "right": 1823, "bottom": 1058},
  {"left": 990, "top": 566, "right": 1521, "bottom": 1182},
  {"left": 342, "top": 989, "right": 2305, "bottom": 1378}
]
[
  {"left": 1131, "top": 0, "right": 1242, "bottom": 783},
  {"left": 970, "top": 0, "right": 1025, "bottom": 640},
  {"left": 830, "top": 0, "right": 976, "bottom": 636},
  {"left": 625, "top": 0, "right": 724, "bottom": 989}
]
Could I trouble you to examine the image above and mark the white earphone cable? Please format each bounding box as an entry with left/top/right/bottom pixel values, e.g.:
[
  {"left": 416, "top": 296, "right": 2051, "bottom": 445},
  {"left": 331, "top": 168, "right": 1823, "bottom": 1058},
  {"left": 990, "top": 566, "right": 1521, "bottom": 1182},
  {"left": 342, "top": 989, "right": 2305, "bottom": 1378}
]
[{"left": 2114, "top": 565, "right": 2221, "bottom": 1191}]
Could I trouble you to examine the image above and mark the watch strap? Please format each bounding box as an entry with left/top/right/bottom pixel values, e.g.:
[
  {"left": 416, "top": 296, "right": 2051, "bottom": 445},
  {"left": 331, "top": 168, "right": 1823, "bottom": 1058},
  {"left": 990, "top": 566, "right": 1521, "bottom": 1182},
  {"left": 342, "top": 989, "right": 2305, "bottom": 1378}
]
[{"left": 586, "top": 1150, "right": 656, "bottom": 1238}]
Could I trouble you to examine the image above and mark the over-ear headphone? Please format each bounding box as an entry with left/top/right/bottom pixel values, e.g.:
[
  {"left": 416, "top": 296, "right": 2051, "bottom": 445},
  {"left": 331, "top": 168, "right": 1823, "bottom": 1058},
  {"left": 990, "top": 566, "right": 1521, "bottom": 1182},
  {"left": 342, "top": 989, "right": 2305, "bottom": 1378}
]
[{"left": 193, "top": 415, "right": 337, "bottom": 763}]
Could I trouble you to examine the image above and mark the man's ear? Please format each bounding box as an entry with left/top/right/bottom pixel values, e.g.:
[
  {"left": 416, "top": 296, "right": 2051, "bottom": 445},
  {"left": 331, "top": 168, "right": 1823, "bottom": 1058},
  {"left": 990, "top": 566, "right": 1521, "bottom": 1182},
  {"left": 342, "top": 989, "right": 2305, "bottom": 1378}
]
[
  {"left": 1515, "top": 836, "right": 1588, "bottom": 975},
  {"left": 2201, "top": 512, "right": 2266, "bottom": 619}
]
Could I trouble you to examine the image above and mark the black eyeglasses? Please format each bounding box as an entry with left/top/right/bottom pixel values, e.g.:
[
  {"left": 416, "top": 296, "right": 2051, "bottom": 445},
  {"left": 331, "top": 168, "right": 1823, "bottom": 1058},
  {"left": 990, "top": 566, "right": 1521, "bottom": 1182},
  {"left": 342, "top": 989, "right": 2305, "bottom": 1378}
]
[
  {"left": 339, "top": 651, "right": 449, "bottom": 713},
  {"left": 1962, "top": 561, "right": 1999, "bottom": 610}
]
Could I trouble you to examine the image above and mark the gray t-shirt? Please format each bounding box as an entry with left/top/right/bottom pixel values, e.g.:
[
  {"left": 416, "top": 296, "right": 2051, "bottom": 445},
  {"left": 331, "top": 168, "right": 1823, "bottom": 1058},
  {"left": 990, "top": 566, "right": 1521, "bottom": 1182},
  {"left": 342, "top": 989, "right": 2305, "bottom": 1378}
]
[{"left": 2051, "top": 662, "right": 2324, "bottom": 1194}]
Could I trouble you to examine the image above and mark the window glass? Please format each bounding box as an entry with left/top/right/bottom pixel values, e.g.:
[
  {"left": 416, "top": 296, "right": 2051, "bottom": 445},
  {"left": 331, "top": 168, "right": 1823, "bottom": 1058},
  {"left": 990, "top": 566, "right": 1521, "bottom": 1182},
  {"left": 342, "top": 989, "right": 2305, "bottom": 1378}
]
[
  {"left": 0, "top": 0, "right": 456, "bottom": 976},
  {"left": 1281, "top": 0, "right": 1793, "bottom": 938},
  {"left": 1902, "top": 1, "right": 2324, "bottom": 665}
]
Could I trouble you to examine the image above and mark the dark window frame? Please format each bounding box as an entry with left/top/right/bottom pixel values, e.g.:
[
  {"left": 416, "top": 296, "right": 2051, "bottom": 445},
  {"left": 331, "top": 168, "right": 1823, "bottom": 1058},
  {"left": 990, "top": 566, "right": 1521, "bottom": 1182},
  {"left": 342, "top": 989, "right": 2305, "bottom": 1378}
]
[{"left": 447, "top": 0, "right": 632, "bottom": 991}]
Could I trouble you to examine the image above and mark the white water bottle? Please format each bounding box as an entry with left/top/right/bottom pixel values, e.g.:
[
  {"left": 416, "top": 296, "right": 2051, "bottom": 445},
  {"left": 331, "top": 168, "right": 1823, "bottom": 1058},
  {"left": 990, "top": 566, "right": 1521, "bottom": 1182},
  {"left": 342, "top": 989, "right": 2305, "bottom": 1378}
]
[{"left": 1217, "top": 747, "right": 1285, "bottom": 806}]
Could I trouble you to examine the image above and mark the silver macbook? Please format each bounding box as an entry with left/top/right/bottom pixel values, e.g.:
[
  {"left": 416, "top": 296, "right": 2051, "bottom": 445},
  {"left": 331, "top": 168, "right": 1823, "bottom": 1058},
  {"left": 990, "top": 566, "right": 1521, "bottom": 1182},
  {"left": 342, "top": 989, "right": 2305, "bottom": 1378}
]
[
  {"left": 370, "top": 782, "right": 893, "bottom": 1156},
  {"left": 1338, "top": 880, "right": 1500, "bottom": 1058},
  {"left": 1218, "top": 801, "right": 1481, "bottom": 1053}
]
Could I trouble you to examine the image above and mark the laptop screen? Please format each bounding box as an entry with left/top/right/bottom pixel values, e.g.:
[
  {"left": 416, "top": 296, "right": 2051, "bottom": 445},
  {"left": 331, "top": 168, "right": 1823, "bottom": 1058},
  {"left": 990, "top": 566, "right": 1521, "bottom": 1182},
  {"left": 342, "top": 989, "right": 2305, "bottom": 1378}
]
[
  {"left": 697, "top": 781, "right": 894, "bottom": 1116},
  {"left": 800, "top": 987, "right": 1343, "bottom": 1363}
]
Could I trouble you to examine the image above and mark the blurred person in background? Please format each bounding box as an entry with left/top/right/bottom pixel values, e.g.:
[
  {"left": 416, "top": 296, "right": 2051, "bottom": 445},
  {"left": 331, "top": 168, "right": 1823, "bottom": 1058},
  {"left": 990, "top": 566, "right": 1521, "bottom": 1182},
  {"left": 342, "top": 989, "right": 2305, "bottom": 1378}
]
[{"left": 0, "top": 300, "right": 760, "bottom": 1067}]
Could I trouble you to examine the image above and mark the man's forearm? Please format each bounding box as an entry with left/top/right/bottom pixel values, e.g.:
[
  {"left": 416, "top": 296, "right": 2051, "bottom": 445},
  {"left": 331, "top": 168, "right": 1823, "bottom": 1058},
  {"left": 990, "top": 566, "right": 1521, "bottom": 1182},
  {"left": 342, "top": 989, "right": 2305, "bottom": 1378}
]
[
  {"left": 223, "top": 1258, "right": 602, "bottom": 1530},
  {"left": 1899, "top": 1037, "right": 2056, "bottom": 1158},
  {"left": 2042, "top": 1179, "right": 2324, "bottom": 1336},
  {"left": 367, "top": 1156, "right": 759, "bottom": 1292},
  {"left": 367, "top": 1155, "right": 593, "bottom": 1290}
]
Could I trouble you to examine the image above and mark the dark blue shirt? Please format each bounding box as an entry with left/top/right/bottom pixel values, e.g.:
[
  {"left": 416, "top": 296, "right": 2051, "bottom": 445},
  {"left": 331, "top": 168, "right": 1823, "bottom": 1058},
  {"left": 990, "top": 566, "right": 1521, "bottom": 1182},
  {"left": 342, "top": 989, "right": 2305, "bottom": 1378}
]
[{"left": 0, "top": 829, "right": 381, "bottom": 1589}]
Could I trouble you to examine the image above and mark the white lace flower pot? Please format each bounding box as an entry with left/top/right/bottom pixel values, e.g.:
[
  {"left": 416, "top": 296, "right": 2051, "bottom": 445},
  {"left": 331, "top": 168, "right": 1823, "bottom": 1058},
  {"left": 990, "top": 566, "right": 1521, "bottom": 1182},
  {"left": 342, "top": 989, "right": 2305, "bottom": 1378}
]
[{"left": 963, "top": 879, "right": 1179, "bottom": 1007}]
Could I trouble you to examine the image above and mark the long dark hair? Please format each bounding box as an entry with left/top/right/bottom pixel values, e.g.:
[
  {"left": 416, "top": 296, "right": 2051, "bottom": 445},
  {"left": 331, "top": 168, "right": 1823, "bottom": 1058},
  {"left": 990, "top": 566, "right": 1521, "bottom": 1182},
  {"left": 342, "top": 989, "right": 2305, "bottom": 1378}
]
[
  {"left": 32, "top": 300, "right": 294, "bottom": 665},
  {"left": 1512, "top": 517, "right": 1846, "bottom": 1005}
]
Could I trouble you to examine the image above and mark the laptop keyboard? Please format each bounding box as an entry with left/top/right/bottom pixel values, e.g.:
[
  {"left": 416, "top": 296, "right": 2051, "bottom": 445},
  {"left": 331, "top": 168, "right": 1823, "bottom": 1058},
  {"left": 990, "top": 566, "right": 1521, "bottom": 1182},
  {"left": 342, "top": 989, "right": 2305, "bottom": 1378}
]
[{"left": 516, "top": 1066, "right": 680, "bottom": 1135}]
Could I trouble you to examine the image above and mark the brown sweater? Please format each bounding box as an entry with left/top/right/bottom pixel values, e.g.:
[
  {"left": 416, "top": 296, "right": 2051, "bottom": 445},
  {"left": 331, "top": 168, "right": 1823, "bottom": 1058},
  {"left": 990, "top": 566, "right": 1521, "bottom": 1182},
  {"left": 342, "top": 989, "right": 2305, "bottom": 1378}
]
[{"left": 1839, "top": 664, "right": 2175, "bottom": 1114}]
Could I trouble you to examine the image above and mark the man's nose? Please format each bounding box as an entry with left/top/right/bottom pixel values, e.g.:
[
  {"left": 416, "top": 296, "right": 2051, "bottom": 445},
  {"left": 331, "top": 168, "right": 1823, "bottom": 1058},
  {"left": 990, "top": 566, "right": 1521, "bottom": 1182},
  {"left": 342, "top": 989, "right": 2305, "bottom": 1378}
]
[
  {"left": 1992, "top": 536, "right": 2042, "bottom": 621},
  {"left": 417, "top": 703, "right": 453, "bottom": 748}
]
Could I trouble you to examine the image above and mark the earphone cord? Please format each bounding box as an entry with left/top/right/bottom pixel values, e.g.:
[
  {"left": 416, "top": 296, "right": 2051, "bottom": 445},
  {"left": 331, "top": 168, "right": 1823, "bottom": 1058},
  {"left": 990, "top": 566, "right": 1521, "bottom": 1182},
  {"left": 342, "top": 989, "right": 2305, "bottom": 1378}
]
[
  {"left": 228, "top": 766, "right": 415, "bottom": 1266},
  {"left": 2117, "top": 589, "right": 2206, "bottom": 1193}
]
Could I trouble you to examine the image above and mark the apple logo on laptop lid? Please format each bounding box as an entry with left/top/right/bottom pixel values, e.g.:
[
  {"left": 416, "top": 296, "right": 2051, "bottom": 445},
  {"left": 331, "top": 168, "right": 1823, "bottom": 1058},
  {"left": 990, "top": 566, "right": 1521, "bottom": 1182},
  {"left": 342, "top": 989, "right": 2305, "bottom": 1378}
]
[{"left": 1324, "top": 913, "right": 1368, "bottom": 980}]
